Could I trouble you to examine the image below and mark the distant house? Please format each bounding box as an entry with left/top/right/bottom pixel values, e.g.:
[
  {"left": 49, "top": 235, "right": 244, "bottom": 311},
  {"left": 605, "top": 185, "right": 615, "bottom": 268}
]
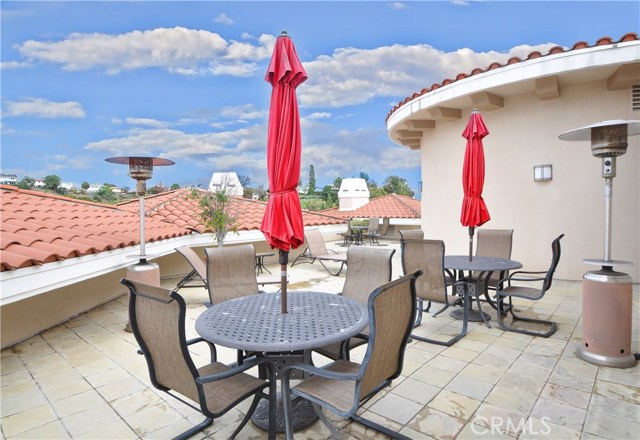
[
  {"left": 86, "top": 183, "right": 102, "bottom": 193},
  {"left": 59, "top": 182, "right": 75, "bottom": 191},
  {"left": 33, "top": 178, "right": 46, "bottom": 188},
  {"left": 0, "top": 173, "right": 17, "bottom": 185},
  {"left": 208, "top": 172, "right": 244, "bottom": 196}
]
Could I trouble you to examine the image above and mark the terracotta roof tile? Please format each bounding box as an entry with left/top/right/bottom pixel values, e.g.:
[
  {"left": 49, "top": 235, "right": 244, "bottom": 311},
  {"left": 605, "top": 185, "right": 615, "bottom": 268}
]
[
  {"left": 1, "top": 186, "right": 345, "bottom": 272},
  {"left": 322, "top": 193, "right": 421, "bottom": 219},
  {"left": 1, "top": 185, "right": 191, "bottom": 271},
  {"left": 117, "top": 188, "right": 345, "bottom": 233},
  {"left": 386, "top": 32, "right": 639, "bottom": 123}
]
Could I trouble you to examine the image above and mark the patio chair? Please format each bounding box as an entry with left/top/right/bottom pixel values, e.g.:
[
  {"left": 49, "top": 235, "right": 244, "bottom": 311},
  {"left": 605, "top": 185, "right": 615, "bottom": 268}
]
[
  {"left": 398, "top": 228, "right": 424, "bottom": 241},
  {"left": 281, "top": 270, "right": 421, "bottom": 440},
  {"left": 314, "top": 246, "right": 396, "bottom": 361},
  {"left": 363, "top": 216, "right": 380, "bottom": 245},
  {"left": 291, "top": 228, "right": 347, "bottom": 276},
  {"left": 120, "top": 278, "right": 276, "bottom": 440},
  {"left": 401, "top": 238, "right": 467, "bottom": 346},
  {"left": 472, "top": 229, "right": 514, "bottom": 291},
  {"left": 496, "top": 234, "right": 564, "bottom": 338},
  {"left": 174, "top": 246, "right": 208, "bottom": 291},
  {"left": 378, "top": 217, "right": 390, "bottom": 237},
  {"left": 339, "top": 218, "right": 354, "bottom": 246},
  {"left": 205, "top": 245, "right": 260, "bottom": 305}
]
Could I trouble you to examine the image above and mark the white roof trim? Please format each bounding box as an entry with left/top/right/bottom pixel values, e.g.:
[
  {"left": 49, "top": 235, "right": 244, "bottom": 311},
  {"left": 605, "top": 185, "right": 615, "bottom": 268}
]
[{"left": 387, "top": 40, "right": 640, "bottom": 133}]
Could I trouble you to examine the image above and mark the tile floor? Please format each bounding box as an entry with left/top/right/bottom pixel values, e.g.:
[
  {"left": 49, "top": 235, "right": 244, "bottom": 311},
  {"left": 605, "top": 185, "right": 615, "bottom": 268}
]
[{"left": 1, "top": 240, "right": 639, "bottom": 439}]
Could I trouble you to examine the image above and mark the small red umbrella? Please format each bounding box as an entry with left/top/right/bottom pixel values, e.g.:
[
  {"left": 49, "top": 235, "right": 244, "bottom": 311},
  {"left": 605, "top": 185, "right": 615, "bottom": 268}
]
[
  {"left": 460, "top": 109, "right": 491, "bottom": 261},
  {"left": 260, "top": 31, "right": 307, "bottom": 313}
]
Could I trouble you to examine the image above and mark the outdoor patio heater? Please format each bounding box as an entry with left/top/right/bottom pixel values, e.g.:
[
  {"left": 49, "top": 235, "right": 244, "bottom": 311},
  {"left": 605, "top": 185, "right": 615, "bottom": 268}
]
[
  {"left": 559, "top": 120, "right": 639, "bottom": 368},
  {"left": 105, "top": 156, "right": 175, "bottom": 332}
]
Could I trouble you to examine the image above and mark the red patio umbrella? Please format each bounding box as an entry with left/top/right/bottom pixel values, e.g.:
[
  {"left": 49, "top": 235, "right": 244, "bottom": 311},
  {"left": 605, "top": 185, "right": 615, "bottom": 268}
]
[
  {"left": 460, "top": 109, "right": 491, "bottom": 261},
  {"left": 260, "top": 31, "right": 307, "bottom": 313}
]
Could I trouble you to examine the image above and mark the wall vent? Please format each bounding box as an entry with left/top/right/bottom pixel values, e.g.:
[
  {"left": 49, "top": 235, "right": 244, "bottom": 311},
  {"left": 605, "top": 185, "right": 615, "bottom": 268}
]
[{"left": 633, "top": 85, "right": 640, "bottom": 111}]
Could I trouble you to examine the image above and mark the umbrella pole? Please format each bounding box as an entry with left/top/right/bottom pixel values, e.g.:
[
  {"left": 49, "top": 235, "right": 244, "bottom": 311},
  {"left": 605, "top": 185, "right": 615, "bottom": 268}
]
[
  {"left": 468, "top": 226, "right": 475, "bottom": 262},
  {"left": 279, "top": 249, "right": 288, "bottom": 313}
]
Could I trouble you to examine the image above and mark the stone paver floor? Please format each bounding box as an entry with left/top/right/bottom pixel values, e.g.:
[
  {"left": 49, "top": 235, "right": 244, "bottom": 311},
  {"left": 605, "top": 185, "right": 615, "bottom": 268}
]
[{"left": 2, "top": 240, "right": 639, "bottom": 439}]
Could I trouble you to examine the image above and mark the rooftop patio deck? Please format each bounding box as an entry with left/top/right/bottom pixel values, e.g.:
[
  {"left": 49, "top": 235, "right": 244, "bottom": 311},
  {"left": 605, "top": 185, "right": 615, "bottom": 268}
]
[{"left": 2, "top": 240, "right": 638, "bottom": 439}]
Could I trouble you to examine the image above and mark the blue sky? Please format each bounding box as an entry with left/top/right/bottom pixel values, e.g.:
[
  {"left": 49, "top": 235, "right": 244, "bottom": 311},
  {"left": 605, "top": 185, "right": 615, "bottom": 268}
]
[{"left": 1, "top": 1, "right": 638, "bottom": 193}]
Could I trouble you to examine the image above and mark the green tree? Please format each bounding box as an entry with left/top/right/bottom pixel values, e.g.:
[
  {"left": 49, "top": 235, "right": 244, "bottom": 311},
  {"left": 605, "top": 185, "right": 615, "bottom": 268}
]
[
  {"left": 44, "top": 175, "right": 61, "bottom": 191},
  {"left": 382, "top": 175, "right": 414, "bottom": 197},
  {"left": 97, "top": 185, "right": 116, "bottom": 202},
  {"left": 17, "top": 177, "right": 35, "bottom": 190},
  {"left": 81, "top": 181, "right": 90, "bottom": 191},
  {"left": 189, "top": 176, "right": 238, "bottom": 247},
  {"left": 333, "top": 177, "right": 343, "bottom": 189},
  {"left": 320, "top": 184, "right": 338, "bottom": 207},
  {"left": 238, "top": 174, "right": 252, "bottom": 188},
  {"left": 308, "top": 165, "right": 316, "bottom": 195},
  {"left": 170, "top": 183, "right": 180, "bottom": 190}
]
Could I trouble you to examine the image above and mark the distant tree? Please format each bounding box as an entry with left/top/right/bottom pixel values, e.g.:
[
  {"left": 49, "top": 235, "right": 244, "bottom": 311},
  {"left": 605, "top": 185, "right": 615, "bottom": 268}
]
[
  {"left": 303, "top": 198, "right": 329, "bottom": 211},
  {"left": 148, "top": 182, "right": 167, "bottom": 194},
  {"left": 370, "top": 186, "right": 387, "bottom": 198},
  {"left": 320, "top": 184, "right": 338, "bottom": 207},
  {"left": 44, "top": 175, "right": 61, "bottom": 191},
  {"left": 333, "top": 177, "right": 342, "bottom": 190},
  {"left": 255, "top": 184, "right": 267, "bottom": 200},
  {"left": 382, "top": 175, "right": 414, "bottom": 197},
  {"left": 17, "top": 177, "right": 35, "bottom": 190},
  {"left": 308, "top": 165, "right": 316, "bottom": 195},
  {"left": 97, "top": 185, "right": 116, "bottom": 202},
  {"left": 81, "top": 181, "right": 90, "bottom": 191},
  {"left": 170, "top": 183, "right": 180, "bottom": 190}
]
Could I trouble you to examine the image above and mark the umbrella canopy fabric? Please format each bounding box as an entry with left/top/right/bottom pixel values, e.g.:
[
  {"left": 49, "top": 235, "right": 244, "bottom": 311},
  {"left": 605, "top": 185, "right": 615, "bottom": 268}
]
[
  {"left": 260, "top": 32, "right": 307, "bottom": 252},
  {"left": 460, "top": 110, "right": 491, "bottom": 229}
]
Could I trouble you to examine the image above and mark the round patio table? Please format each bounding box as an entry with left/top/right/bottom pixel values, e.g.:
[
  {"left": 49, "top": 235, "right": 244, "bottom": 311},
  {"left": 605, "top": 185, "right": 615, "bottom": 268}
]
[
  {"left": 444, "top": 256, "right": 522, "bottom": 323},
  {"left": 195, "top": 290, "right": 368, "bottom": 433}
]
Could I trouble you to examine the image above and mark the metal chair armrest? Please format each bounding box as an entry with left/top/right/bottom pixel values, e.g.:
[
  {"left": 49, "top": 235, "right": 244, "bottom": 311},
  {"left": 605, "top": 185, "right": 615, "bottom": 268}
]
[
  {"left": 186, "top": 337, "right": 217, "bottom": 362},
  {"left": 282, "top": 363, "right": 360, "bottom": 382},
  {"left": 196, "top": 356, "right": 272, "bottom": 384}
]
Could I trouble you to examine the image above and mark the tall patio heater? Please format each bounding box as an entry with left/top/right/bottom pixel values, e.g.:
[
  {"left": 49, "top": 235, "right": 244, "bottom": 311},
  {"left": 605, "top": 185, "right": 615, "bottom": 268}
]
[
  {"left": 106, "top": 156, "right": 175, "bottom": 332},
  {"left": 559, "top": 120, "right": 639, "bottom": 368}
]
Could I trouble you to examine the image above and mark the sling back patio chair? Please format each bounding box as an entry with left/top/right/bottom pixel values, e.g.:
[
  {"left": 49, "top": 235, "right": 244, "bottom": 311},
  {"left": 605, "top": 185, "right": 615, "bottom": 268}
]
[
  {"left": 472, "top": 229, "right": 514, "bottom": 292},
  {"left": 363, "top": 216, "right": 380, "bottom": 245},
  {"left": 398, "top": 228, "right": 424, "bottom": 241},
  {"left": 339, "top": 218, "right": 354, "bottom": 246},
  {"left": 120, "top": 278, "right": 276, "bottom": 440},
  {"left": 314, "top": 246, "right": 396, "bottom": 361},
  {"left": 176, "top": 246, "right": 280, "bottom": 300},
  {"left": 205, "top": 244, "right": 261, "bottom": 305},
  {"left": 281, "top": 271, "right": 422, "bottom": 440},
  {"left": 401, "top": 238, "right": 467, "bottom": 346},
  {"left": 496, "top": 234, "right": 564, "bottom": 338},
  {"left": 291, "top": 228, "right": 347, "bottom": 276}
]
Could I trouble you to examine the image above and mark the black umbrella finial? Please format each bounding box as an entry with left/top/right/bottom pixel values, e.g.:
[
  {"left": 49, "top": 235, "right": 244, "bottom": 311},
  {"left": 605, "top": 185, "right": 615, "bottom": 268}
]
[{"left": 281, "top": 30, "right": 288, "bottom": 36}]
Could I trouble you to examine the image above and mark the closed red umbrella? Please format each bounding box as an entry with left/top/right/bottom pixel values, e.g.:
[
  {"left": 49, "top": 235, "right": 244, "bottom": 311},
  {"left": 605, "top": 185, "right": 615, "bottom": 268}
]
[
  {"left": 260, "top": 31, "right": 307, "bottom": 313},
  {"left": 460, "top": 109, "right": 491, "bottom": 261}
]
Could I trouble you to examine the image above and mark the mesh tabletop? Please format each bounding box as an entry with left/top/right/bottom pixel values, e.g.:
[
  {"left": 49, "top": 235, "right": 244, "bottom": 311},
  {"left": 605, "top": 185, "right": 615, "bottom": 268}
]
[
  {"left": 195, "top": 291, "right": 368, "bottom": 352},
  {"left": 444, "top": 255, "right": 522, "bottom": 272}
]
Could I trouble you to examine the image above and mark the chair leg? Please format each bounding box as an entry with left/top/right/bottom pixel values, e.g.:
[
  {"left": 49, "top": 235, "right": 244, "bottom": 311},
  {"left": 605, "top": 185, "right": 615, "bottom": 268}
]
[
  {"left": 497, "top": 296, "right": 557, "bottom": 338},
  {"left": 314, "top": 403, "right": 342, "bottom": 440},
  {"left": 410, "top": 287, "right": 469, "bottom": 346},
  {"left": 318, "top": 260, "right": 345, "bottom": 276},
  {"left": 173, "top": 417, "right": 213, "bottom": 440},
  {"left": 474, "top": 293, "right": 491, "bottom": 329}
]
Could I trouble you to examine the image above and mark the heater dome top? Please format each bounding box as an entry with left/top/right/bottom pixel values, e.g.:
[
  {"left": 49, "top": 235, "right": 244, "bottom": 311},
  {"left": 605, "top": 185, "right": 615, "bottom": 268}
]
[{"left": 558, "top": 119, "right": 640, "bottom": 141}]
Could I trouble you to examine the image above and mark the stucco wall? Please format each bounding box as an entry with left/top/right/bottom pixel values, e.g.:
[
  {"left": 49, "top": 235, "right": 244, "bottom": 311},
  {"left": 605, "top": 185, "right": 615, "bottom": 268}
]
[{"left": 419, "top": 81, "right": 639, "bottom": 281}]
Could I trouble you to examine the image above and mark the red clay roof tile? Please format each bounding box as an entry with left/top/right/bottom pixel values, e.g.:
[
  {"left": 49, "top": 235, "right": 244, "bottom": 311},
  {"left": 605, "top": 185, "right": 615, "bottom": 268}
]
[
  {"left": 322, "top": 193, "right": 421, "bottom": 219},
  {"left": 386, "top": 32, "right": 639, "bottom": 123},
  {"left": 1, "top": 186, "right": 344, "bottom": 272}
]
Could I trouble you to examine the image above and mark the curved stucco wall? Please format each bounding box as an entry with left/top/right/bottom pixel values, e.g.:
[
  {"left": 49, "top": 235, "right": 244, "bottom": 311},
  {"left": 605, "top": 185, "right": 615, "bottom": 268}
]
[{"left": 418, "top": 81, "right": 639, "bottom": 281}]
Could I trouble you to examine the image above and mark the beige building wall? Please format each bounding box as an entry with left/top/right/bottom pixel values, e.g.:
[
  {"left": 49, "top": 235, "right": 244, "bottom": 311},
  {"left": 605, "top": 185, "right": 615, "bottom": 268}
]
[{"left": 419, "top": 81, "right": 639, "bottom": 281}]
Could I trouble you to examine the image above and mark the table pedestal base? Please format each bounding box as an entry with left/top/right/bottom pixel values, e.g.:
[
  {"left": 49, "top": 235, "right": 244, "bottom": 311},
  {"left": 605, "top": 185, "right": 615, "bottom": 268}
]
[
  {"left": 450, "top": 309, "right": 491, "bottom": 322},
  {"left": 252, "top": 394, "right": 317, "bottom": 433}
]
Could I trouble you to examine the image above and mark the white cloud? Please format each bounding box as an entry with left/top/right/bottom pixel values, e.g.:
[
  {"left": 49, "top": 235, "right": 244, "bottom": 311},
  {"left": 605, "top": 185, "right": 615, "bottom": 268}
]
[
  {"left": 4, "top": 98, "right": 85, "bottom": 118},
  {"left": 299, "top": 42, "right": 558, "bottom": 108},
  {"left": 389, "top": 2, "right": 408, "bottom": 10},
  {"left": 219, "top": 104, "right": 266, "bottom": 120},
  {"left": 125, "top": 117, "right": 168, "bottom": 128},
  {"left": 214, "top": 13, "right": 234, "bottom": 25},
  {"left": 17, "top": 27, "right": 276, "bottom": 77},
  {"left": 1, "top": 60, "right": 30, "bottom": 69},
  {"left": 305, "top": 112, "right": 332, "bottom": 120}
]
